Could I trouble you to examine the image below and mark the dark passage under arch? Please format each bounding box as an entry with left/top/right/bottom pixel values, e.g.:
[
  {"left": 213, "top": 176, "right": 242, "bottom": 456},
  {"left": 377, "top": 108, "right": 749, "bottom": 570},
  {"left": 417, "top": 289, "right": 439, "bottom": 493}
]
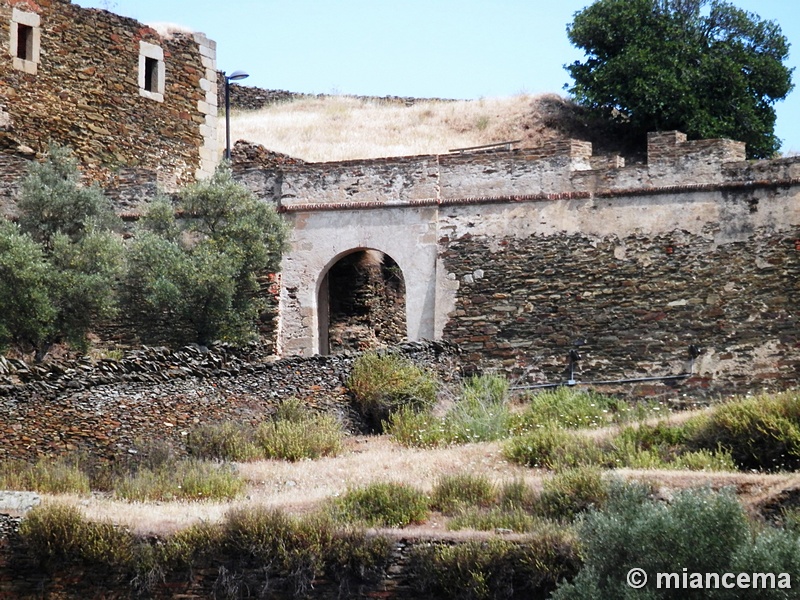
[{"left": 318, "top": 250, "right": 407, "bottom": 355}]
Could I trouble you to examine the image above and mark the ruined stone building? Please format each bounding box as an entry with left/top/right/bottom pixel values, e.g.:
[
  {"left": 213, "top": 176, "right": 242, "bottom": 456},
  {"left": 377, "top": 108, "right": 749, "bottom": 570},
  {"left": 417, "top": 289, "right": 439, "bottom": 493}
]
[{"left": 0, "top": 0, "right": 218, "bottom": 215}]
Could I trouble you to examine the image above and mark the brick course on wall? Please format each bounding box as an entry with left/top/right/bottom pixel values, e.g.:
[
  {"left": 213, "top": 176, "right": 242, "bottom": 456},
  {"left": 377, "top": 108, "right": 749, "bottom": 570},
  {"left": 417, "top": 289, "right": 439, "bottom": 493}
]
[{"left": 0, "top": 0, "right": 218, "bottom": 192}]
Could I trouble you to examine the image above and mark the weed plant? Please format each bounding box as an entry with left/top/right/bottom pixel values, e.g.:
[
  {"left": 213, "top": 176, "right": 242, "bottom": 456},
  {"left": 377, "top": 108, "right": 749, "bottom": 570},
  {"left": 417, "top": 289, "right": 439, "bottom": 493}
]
[
  {"left": 537, "top": 467, "right": 609, "bottom": 522},
  {"left": 329, "top": 482, "right": 430, "bottom": 527},
  {"left": 0, "top": 456, "right": 90, "bottom": 494},
  {"left": 516, "top": 387, "right": 661, "bottom": 431},
  {"left": 504, "top": 422, "right": 735, "bottom": 472},
  {"left": 255, "top": 414, "right": 343, "bottom": 461},
  {"left": 348, "top": 352, "right": 437, "bottom": 431},
  {"left": 388, "top": 381, "right": 666, "bottom": 451},
  {"left": 20, "top": 503, "right": 134, "bottom": 567},
  {"left": 430, "top": 473, "right": 497, "bottom": 515},
  {"left": 385, "top": 404, "right": 454, "bottom": 447},
  {"left": 504, "top": 427, "right": 604, "bottom": 470},
  {"left": 499, "top": 478, "right": 538, "bottom": 512},
  {"left": 386, "top": 373, "right": 512, "bottom": 446},
  {"left": 186, "top": 421, "right": 260, "bottom": 461},
  {"left": 687, "top": 391, "right": 800, "bottom": 471},
  {"left": 113, "top": 459, "right": 244, "bottom": 502},
  {"left": 409, "top": 533, "right": 580, "bottom": 600},
  {"left": 447, "top": 507, "right": 545, "bottom": 534},
  {"left": 187, "top": 399, "right": 345, "bottom": 462},
  {"left": 21, "top": 503, "right": 392, "bottom": 598},
  {"left": 447, "top": 374, "right": 513, "bottom": 443}
]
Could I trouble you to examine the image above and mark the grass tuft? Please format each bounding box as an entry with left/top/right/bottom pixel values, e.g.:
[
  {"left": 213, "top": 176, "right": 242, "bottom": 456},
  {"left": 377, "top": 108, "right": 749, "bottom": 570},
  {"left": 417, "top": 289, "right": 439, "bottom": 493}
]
[
  {"left": 330, "top": 482, "right": 430, "bottom": 527},
  {"left": 20, "top": 503, "right": 134, "bottom": 567},
  {"left": 113, "top": 459, "right": 244, "bottom": 502},
  {"left": 430, "top": 473, "right": 496, "bottom": 515},
  {"left": 0, "top": 456, "right": 90, "bottom": 495}
]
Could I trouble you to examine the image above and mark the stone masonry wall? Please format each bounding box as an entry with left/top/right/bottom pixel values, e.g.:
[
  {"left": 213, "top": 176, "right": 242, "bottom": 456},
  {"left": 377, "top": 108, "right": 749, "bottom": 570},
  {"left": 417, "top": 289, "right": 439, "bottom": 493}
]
[
  {"left": 440, "top": 215, "right": 799, "bottom": 396},
  {"left": 0, "top": 341, "right": 460, "bottom": 462},
  {"left": 0, "top": 0, "right": 218, "bottom": 197},
  {"left": 0, "top": 514, "right": 569, "bottom": 600},
  {"left": 275, "top": 131, "right": 800, "bottom": 395}
]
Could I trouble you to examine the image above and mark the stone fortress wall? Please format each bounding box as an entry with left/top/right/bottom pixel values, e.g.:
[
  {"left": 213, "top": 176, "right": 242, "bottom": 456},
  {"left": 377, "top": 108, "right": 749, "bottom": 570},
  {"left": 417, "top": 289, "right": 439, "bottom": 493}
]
[
  {"left": 0, "top": 1, "right": 797, "bottom": 397},
  {"left": 0, "top": 0, "right": 218, "bottom": 216},
  {"left": 263, "top": 132, "right": 800, "bottom": 396}
]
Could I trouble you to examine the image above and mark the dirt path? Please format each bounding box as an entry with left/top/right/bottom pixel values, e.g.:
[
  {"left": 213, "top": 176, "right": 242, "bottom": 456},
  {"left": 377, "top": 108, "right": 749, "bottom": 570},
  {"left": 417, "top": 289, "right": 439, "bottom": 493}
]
[{"left": 46, "top": 430, "right": 800, "bottom": 536}]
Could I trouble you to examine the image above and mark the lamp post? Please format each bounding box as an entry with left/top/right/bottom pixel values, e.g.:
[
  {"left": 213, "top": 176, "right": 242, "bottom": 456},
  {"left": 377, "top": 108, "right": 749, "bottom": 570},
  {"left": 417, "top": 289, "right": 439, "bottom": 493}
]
[{"left": 224, "top": 69, "right": 249, "bottom": 161}]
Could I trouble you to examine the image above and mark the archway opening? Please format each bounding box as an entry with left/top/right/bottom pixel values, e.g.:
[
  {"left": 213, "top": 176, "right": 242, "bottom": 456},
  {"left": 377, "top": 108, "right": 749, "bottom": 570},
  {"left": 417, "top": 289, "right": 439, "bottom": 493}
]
[{"left": 319, "top": 250, "right": 407, "bottom": 355}]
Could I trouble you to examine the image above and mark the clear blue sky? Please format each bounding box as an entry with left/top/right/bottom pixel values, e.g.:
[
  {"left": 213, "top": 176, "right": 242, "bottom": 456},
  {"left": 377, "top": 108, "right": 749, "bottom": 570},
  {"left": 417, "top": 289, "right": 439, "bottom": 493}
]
[{"left": 75, "top": 0, "right": 800, "bottom": 154}]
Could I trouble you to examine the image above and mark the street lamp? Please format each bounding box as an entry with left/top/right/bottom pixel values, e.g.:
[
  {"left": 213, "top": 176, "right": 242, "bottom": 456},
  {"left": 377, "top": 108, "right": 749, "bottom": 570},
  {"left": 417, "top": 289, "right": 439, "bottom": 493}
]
[{"left": 224, "top": 69, "right": 249, "bottom": 161}]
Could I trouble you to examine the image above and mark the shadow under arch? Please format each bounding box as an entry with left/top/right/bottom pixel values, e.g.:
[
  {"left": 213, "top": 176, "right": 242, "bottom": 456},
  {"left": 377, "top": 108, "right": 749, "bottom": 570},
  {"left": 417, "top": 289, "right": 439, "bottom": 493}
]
[{"left": 316, "top": 248, "right": 407, "bottom": 355}]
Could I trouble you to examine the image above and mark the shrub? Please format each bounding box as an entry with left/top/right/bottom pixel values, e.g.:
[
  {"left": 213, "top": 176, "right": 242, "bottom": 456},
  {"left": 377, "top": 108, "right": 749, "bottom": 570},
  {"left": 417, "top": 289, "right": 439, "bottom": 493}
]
[
  {"left": 461, "top": 373, "right": 509, "bottom": 405},
  {"left": 187, "top": 403, "right": 344, "bottom": 463},
  {"left": 255, "top": 413, "right": 344, "bottom": 461},
  {"left": 430, "top": 473, "right": 497, "bottom": 515},
  {"left": 330, "top": 482, "right": 430, "bottom": 527},
  {"left": 499, "top": 479, "right": 537, "bottom": 512},
  {"left": 20, "top": 503, "right": 134, "bottom": 567},
  {"left": 517, "top": 388, "right": 631, "bottom": 431},
  {"left": 385, "top": 405, "right": 452, "bottom": 448},
  {"left": 348, "top": 352, "right": 437, "bottom": 431},
  {"left": 113, "top": 459, "right": 244, "bottom": 502},
  {"left": 552, "top": 487, "right": 800, "bottom": 600},
  {"left": 186, "top": 421, "right": 260, "bottom": 461},
  {"left": 670, "top": 449, "right": 736, "bottom": 471},
  {"left": 409, "top": 533, "right": 580, "bottom": 600},
  {"left": 446, "top": 374, "right": 513, "bottom": 443},
  {"left": 0, "top": 456, "right": 90, "bottom": 495},
  {"left": 324, "top": 528, "right": 394, "bottom": 591},
  {"left": 386, "top": 374, "right": 513, "bottom": 447},
  {"left": 222, "top": 507, "right": 332, "bottom": 596},
  {"left": 688, "top": 392, "right": 800, "bottom": 471},
  {"left": 536, "top": 467, "right": 609, "bottom": 522},
  {"left": 504, "top": 427, "right": 603, "bottom": 470}
]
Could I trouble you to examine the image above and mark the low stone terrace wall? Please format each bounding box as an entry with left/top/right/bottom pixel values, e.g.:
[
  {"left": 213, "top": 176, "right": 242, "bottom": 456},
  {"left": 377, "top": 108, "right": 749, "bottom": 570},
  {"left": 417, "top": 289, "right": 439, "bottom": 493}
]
[{"left": 0, "top": 341, "right": 460, "bottom": 462}]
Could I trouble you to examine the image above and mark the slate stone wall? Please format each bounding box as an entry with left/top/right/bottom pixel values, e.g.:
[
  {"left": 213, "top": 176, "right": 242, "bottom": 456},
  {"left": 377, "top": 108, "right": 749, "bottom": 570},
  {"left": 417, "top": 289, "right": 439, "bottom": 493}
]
[
  {"left": 0, "top": 341, "right": 460, "bottom": 461},
  {"left": 439, "top": 192, "right": 800, "bottom": 396}
]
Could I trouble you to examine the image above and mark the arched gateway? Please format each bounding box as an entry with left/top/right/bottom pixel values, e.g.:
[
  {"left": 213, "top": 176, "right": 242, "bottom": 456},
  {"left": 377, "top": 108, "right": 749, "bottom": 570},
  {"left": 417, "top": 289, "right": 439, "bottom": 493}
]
[{"left": 276, "top": 203, "right": 441, "bottom": 357}]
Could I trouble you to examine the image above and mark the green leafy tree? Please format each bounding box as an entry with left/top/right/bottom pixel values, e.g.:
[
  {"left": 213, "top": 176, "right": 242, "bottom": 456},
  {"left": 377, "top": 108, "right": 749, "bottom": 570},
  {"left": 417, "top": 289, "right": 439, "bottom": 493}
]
[
  {"left": 1, "top": 145, "right": 123, "bottom": 359},
  {"left": 123, "top": 165, "right": 289, "bottom": 347},
  {"left": 17, "top": 144, "right": 119, "bottom": 247},
  {"left": 0, "top": 221, "right": 55, "bottom": 352},
  {"left": 565, "top": 0, "right": 794, "bottom": 158}
]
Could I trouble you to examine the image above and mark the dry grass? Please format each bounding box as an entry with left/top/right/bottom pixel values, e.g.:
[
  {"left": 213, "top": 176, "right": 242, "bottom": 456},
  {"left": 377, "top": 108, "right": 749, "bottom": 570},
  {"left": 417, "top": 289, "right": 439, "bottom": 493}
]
[
  {"left": 43, "top": 423, "right": 798, "bottom": 536},
  {"left": 223, "top": 93, "right": 586, "bottom": 163}
]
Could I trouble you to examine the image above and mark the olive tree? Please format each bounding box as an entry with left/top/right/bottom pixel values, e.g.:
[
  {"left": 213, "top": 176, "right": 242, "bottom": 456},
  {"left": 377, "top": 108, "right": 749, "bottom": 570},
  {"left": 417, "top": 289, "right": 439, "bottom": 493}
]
[
  {"left": 123, "top": 164, "right": 289, "bottom": 347},
  {"left": 0, "top": 145, "right": 123, "bottom": 359}
]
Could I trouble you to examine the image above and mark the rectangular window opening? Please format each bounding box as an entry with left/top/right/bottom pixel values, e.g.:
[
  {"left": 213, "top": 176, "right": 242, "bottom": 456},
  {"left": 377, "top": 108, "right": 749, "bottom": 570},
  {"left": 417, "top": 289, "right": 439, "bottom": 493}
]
[
  {"left": 16, "top": 24, "right": 33, "bottom": 60},
  {"left": 144, "top": 56, "right": 158, "bottom": 92}
]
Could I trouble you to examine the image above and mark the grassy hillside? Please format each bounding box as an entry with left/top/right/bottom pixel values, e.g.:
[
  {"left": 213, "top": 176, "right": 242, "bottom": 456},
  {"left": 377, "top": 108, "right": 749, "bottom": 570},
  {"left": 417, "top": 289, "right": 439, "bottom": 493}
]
[{"left": 223, "top": 93, "right": 601, "bottom": 163}]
